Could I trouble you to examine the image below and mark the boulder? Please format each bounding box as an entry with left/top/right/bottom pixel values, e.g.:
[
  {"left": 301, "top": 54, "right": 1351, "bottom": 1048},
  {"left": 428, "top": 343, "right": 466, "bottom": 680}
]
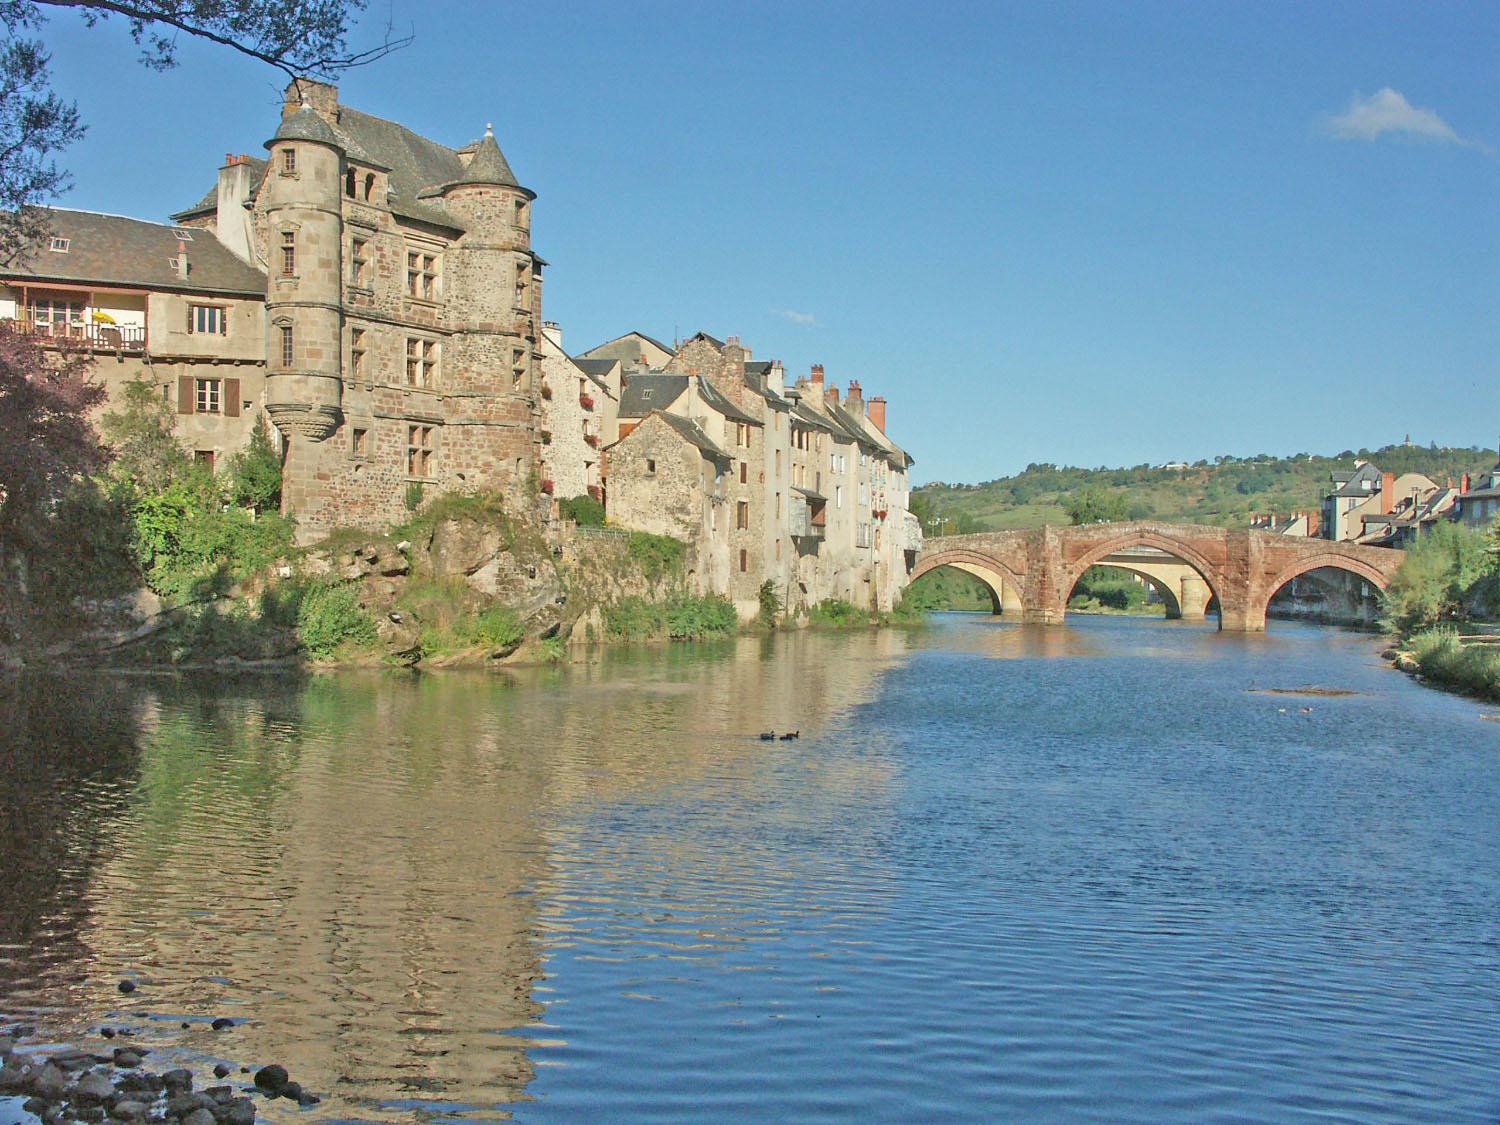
[
  {"left": 251, "top": 1064, "right": 288, "bottom": 1095},
  {"left": 72, "top": 1068, "right": 116, "bottom": 1103}
]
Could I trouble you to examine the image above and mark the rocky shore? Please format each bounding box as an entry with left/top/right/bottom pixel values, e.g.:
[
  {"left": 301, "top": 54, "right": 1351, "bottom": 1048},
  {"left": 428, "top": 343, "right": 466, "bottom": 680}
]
[{"left": 0, "top": 1024, "right": 317, "bottom": 1125}]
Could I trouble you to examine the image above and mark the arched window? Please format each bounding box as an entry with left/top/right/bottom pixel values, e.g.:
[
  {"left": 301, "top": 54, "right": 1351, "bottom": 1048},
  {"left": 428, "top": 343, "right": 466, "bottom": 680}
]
[
  {"left": 364, "top": 173, "right": 376, "bottom": 201},
  {"left": 345, "top": 168, "right": 356, "bottom": 197}
]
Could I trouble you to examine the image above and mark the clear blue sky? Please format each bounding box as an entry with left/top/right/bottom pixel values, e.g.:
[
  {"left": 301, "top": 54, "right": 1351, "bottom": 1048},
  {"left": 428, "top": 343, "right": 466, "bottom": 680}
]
[{"left": 42, "top": 0, "right": 1500, "bottom": 484}]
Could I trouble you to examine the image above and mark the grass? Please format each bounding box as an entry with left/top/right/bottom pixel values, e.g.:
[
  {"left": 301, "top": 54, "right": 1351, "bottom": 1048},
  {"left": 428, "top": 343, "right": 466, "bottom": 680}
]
[
  {"left": 603, "top": 594, "right": 737, "bottom": 642},
  {"left": 1403, "top": 626, "right": 1500, "bottom": 700}
]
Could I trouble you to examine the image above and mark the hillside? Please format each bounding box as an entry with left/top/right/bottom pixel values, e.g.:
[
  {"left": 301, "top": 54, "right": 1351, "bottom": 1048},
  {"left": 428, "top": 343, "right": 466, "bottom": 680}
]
[{"left": 914, "top": 442, "right": 1493, "bottom": 534}]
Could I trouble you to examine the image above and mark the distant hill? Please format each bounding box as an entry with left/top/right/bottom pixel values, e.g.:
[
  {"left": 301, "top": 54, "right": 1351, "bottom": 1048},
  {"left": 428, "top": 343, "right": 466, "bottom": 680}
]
[{"left": 913, "top": 442, "right": 1494, "bottom": 534}]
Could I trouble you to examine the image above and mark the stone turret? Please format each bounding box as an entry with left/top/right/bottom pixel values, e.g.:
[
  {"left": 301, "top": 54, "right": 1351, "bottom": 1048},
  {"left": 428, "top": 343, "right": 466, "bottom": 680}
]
[{"left": 260, "top": 99, "right": 345, "bottom": 445}]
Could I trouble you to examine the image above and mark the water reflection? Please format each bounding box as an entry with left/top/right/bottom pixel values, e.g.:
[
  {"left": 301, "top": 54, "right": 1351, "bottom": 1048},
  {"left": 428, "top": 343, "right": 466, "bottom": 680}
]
[{"left": 0, "top": 630, "right": 911, "bottom": 1122}]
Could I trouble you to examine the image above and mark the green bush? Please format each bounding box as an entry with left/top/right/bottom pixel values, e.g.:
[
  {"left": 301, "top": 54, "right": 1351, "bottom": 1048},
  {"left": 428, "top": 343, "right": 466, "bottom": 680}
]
[
  {"left": 296, "top": 582, "right": 376, "bottom": 659},
  {"left": 1406, "top": 626, "right": 1500, "bottom": 700},
  {"left": 604, "top": 594, "right": 736, "bottom": 641},
  {"left": 559, "top": 494, "right": 606, "bottom": 527},
  {"left": 626, "top": 531, "right": 686, "bottom": 583},
  {"left": 758, "top": 579, "right": 782, "bottom": 628},
  {"left": 468, "top": 605, "right": 523, "bottom": 650},
  {"left": 808, "top": 598, "right": 867, "bottom": 627},
  {"left": 1382, "top": 522, "right": 1494, "bottom": 636},
  {"left": 229, "top": 415, "right": 282, "bottom": 513}
]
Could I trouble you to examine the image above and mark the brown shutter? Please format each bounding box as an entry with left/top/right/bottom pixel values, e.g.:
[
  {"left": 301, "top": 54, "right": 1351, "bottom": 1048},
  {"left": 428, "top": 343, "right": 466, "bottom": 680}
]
[
  {"left": 178, "top": 375, "right": 194, "bottom": 414},
  {"left": 186, "top": 305, "right": 193, "bottom": 334},
  {"left": 225, "top": 378, "right": 241, "bottom": 417}
]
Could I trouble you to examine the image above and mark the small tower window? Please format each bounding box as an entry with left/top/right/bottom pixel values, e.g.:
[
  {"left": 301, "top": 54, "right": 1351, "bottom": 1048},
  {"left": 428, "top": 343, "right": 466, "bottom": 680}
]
[
  {"left": 281, "top": 148, "right": 296, "bottom": 174},
  {"left": 280, "top": 325, "right": 294, "bottom": 368},
  {"left": 349, "top": 237, "right": 368, "bottom": 285},
  {"left": 345, "top": 168, "right": 356, "bottom": 197},
  {"left": 281, "top": 231, "right": 295, "bottom": 276},
  {"left": 364, "top": 173, "right": 376, "bottom": 201}
]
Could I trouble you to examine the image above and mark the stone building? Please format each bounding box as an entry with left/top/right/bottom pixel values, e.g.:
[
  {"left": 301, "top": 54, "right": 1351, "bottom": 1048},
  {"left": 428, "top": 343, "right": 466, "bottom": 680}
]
[
  {"left": 538, "top": 323, "right": 613, "bottom": 503},
  {"left": 172, "top": 79, "right": 546, "bottom": 538},
  {"left": 0, "top": 208, "right": 268, "bottom": 471},
  {"left": 598, "top": 332, "right": 919, "bottom": 618}
]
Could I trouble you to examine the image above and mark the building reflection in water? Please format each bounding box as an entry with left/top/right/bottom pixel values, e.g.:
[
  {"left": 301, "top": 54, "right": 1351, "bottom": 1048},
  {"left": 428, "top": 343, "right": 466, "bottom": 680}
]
[{"left": 0, "top": 629, "right": 910, "bottom": 1121}]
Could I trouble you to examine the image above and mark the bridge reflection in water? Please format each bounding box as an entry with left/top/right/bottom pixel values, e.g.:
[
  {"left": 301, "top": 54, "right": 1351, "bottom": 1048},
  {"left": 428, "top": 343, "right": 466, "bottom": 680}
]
[{"left": 908, "top": 521, "right": 1404, "bottom": 632}]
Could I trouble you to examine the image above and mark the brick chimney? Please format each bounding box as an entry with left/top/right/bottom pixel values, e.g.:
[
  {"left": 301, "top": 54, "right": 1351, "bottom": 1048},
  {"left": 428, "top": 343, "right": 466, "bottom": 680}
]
[
  {"left": 843, "top": 379, "right": 864, "bottom": 413},
  {"left": 868, "top": 396, "right": 886, "bottom": 432},
  {"left": 1462, "top": 472, "right": 1471, "bottom": 493},
  {"left": 810, "top": 363, "right": 824, "bottom": 386},
  {"left": 1380, "top": 471, "right": 1394, "bottom": 514},
  {"left": 826, "top": 382, "right": 839, "bottom": 405},
  {"left": 175, "top": 240, "right": 189, "bottom": 280}
]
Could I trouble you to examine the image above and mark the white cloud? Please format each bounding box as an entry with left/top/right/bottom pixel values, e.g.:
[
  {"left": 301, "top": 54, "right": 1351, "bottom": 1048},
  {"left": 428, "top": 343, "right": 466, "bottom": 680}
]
[
  {"left": 771, "top": 308, "right": 818, "bottom": 326},
  {"left": 1325, "top": 88, "right": 1465, "bottom": 144}
]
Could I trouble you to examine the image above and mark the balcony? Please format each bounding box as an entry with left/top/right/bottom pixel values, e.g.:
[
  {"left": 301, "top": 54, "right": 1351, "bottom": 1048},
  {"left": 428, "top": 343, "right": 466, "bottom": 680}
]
[{"left": 7, "top": 317, "right": 147, "bottom": 352}]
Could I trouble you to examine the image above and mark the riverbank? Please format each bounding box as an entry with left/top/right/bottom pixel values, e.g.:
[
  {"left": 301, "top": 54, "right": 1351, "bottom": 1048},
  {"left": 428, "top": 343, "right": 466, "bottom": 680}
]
[
  {"left": 1384, "top": 626, "right": 1500, "bottom": 703},
  {"left": 0, "top": 1022, "right": 317, "bottom": 1124}
]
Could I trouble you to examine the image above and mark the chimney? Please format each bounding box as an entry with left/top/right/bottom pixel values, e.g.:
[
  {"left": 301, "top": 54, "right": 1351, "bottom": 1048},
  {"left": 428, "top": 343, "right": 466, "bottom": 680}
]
[
  {"left": 868, "top": 396, "right": 886, "bottom": 432},
  {"left": 214, "top": 153, "right": 259, "bottom": 264},
  {"left": 844, "top": 379, "right": 863, "bottom": 413},
  {"left": 1462, "top": 472, "right": 1471, "bottom": 493},
  {"left": 224, "top": 152, "right": 232, "bottom": 166},
  {"left": 826, "top": 384, "right": 839, "bottom": 405},
  {"left": 810, "top": 364, "right": 824, "bottom": 385},
  {"left": 542, "top": 320, "right": 561, "bottom": 348},
  {"left": 175, "top": 240, "right": 189, "bottom": 280},
  {"left": 769, "top": 360, "right": 785, "bottom": 396},
  {"left": 1380, "top": 471, "right": 1394, "bottom": 514}
]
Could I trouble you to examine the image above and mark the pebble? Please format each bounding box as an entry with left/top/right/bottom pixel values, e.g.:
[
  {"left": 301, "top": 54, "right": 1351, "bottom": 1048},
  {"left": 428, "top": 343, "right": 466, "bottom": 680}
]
[
  {"left": 252, "top": 1063, "right": 288, "bottom": 1095},
  {"left": 211, "top": 1017, "right": 234, "bottom": 1031},
  {"left": 116, "top": 980, "right": 135, "bottom": 994},
  {"left": 111, "top": 1098, "right": 149, "bottom": 1121},
  {"left": 72, "top": 1069, "right": 115, "bottom": 1103},
  {"left": 213, "top": 1063, "right": 231, "bottom": 1079},
  {"left": 112, "top": 1049, "right": 142, "bottom": 1068},
  {"left": 182, "top": 1110, "right": 217, "bottom": 1125},
  {"left": 99, "top": 1027, "right": 115, "bottom": 1039},
  {"left": 162, "top": 1066, "right": 195, "bottom": 1093}
]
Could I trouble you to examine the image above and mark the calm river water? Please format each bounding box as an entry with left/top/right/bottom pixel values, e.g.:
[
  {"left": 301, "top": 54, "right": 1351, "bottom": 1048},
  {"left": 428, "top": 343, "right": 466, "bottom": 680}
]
[{"left": 1, "top": 615, "right": 1497, "bottom": 1123}]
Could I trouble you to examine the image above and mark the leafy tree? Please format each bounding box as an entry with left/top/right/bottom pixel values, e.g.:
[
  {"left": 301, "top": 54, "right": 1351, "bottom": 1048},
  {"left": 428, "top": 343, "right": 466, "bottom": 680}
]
[
  {"left": 0, "top": 321, "right": 104, "bottom": 556},
  {"left": 98, "top": 374, "right": 188, "bottom": 494},
  {"left": 1382, "top": 522, "right": 1495, "bottom": 636},
  {"left": 1064, "top": 484, "right": 1128, "bottom": 525},
  {"left": 0, "top": 0, "right": 407, "bottom": 260},
  {"left": 230, "top": 414, "right": 280, "bottom": 513}
]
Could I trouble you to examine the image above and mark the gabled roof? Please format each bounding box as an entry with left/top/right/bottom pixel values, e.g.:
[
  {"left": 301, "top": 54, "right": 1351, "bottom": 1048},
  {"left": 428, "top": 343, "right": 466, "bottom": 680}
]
[
  {"left": 2, "top": 209, "right": 266, "bottom": 296},
  {"left": 1327, "top": 462, "right": 1382, "bottom": 498},
  {"left": 574, "top": 358, "right": 619, "bottom": 378},
  {"left": 579, "top": 330, "right": 676, "bottom": 363},
  {"left": 686, "top": 330, "right": 725, "bottom": 349},
  {"left": 742, "top": 361, "right": 794, "bottom": 409},
  {"left": 618, "top": 374, "right": 689, "bottom": 419},
  {"left": 650, "top": 410, "right": 732, "bottom": 461},
  {"left": 697, "top": 376, "right": 760, "bottom": 426}
]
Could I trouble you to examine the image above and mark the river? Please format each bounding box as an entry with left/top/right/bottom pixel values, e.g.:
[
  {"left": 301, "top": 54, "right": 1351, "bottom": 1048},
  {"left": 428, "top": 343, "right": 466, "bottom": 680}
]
[{"left": 1, "top": 615, "right": 1496, "bottom": 1123}]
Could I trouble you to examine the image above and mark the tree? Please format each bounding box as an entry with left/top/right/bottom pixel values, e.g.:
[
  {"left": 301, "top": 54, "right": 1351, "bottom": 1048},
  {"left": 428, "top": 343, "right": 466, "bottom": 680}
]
[
  {"left": 1381, "top": 522, "right": 1495, "bottom": 636},
  {"left": 0, "top": 0, "right": 407, "bottom": 261},
  {"left": 0, "top": 321, "right": 104, "bottom": 554},
  {"left": 98, "top": 374, "right": 188, "bottom": 494},
  {"left": 230, "top": 414, "right": 281, "bottom": 513},
  {"left": 1064, "top": 484, "right": 1129, "bottom": 525}
]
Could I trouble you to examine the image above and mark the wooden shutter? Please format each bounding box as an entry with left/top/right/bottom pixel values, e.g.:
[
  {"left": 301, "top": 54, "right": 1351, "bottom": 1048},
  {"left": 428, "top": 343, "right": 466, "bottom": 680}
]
[
  {"left": 178, "top": 375, "right": 194, "bottom": 414},
  {"left": 225, "top": 378, "right": 241, "bottom": 417},
  {"left": 186, "top": 305, "right": 194, "bottom": 334}
]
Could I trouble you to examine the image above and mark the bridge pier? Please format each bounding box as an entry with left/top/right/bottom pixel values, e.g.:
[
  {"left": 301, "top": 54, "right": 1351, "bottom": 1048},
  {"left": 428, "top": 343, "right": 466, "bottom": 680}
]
[
  {"left": 1000, "top": 582, "right": 1024, "bottom": 615},
  {"left": 1218, "top": 605, "right": 1266, "bottom": 632},
  {"left": 1179, "top": 576, "right": 1210, "bottom": 622}
]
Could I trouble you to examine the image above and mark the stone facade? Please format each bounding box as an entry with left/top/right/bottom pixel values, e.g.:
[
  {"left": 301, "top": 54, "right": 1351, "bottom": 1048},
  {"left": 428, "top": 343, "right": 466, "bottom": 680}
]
[{"left": 602, "top": 334, "right": 917, "bottom": 618}]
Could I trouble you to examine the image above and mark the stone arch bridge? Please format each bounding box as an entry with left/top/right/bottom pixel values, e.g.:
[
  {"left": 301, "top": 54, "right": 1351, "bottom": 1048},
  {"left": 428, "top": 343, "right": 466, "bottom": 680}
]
[{"left": 908, "top": 522, "right": 1405, "bottom": 632}]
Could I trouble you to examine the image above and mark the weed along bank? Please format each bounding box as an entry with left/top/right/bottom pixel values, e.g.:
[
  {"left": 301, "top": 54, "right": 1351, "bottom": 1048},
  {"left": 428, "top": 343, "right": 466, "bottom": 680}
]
[{"left": 0, "top": 80, "right": 920, "bottom": 666}]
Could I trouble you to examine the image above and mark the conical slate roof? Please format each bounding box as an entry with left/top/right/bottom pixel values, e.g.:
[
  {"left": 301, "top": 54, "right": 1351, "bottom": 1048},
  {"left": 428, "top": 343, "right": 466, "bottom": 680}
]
[
  {"left": 266, "top": 103, "right": 340, "bottom": 149},
  {"left": 446, "top": 127, "right": 533, "bottom": 197}
]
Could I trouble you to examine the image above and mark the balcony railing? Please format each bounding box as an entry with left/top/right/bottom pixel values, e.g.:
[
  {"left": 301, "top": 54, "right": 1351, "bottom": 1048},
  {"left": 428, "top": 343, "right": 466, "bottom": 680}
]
[{"left": 8, "top": 318, "right": 147, "bottom": 352}]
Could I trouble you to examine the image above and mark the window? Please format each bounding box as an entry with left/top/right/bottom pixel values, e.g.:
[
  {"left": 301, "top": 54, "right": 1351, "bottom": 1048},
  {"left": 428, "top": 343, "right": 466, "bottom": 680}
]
[
  {"left": 836, "top": 484, "right": 843, "bottom": 509},
  {"left": 281, "top": 148, "right": 296, "bottom": 174},
  {"left": 739, "top": 548, "right": 748, "bottom": 572},
  {"left": 775, "top": 493, "right": 781, "bottom": 518},
  {"left": 739, "top": 462, "right": 747, "bottom": 484},
  {"left": 49, "top": 237, "right": 68, "bottom": 253},
  {"left": 775, "top": 538, "right": 781, "bottom": 560},
  {"left": 737, "top": 501, "right": 749, "bottom": 530},
  {"left": 349, "top": 327, "right": 366, "bottom": 380},
  {"left": 364, "top": 173, "right": 376, "bottom": 201},
  {"left": 352, "top": 427, "right": 368, "bottom": 456},
  {"left": 515, "top": 198, "right": 528, "bottom": 225},
  {"left": 858, "top": 481, "right": 868, "bottom": 506},
  {"left": 646, "top": 459, "right": 656, "bottom": 475},
  {"left": 29, "top": 295, "right": 82, "bottom": 333},
  {"left": 406, "top": 337, "right": 437, "bottom": 387},
  {"left": 281, "top": 232, "right": 295, "bottom": 276},
  {"left": 407, "top": 251, "right": 437, "bottom": 299},
  {"left": 512, "top": 348, "right": 525, "bottom": 390},
  {"left": 736, "top": 423, "right": 750, "bottom": 447},
  {"left": 407, "top": 425, "right": 434, "bottom": 477},
  {"left": 350, "top": 238, "right": 368, "bottom": 285},
  {"left": 514, "top": 260, "right": 529, "bottom": 307},
  {"left": 195, "top": 450, "right": 215, "bottom": 472},
  {"left": 640, "top": 387, "right": 653, "bottom": 401},
  {"left": 195, "top": 379, "right": 221, "bottom": 414},
  {"left": 279, "top": 325, "right": 294, "bottom": 368},
  {"left": 345, "top": 168, "right": 356, "bottom": 197},
  {"left": 775, "top": 450, "right": 781, "bottom": 476},
  {"left": 860, "top": 450, "right": 868, "bottom": 467},
  {"left": 189, "top": 304, "right": 225, "bottom": 335}
]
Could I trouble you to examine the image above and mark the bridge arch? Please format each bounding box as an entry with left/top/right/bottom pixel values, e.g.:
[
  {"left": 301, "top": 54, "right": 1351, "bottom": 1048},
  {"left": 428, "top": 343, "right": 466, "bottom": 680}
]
[
  {"left": 1054, "top": 531, "right": 1226, "bottom": 626},
  {"left": 907, "top": 548, "right": 1027, "bottom": 616},
  {"left": 1254, "top": 552, "right": 1392, "bottom": 630}
]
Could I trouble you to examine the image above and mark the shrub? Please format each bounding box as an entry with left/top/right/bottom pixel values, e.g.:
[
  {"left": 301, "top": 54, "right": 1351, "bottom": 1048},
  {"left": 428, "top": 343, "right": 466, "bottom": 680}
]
[
  {"left": 808, "top": 598, "right": 866, "bottom": 627},
  {"left": 626, "top": 531, "right": 686, "bottom": 583},
  {"left": 296, "top": 582, "right": 376, "bottom": 659},
  {"left": 229, "top": 415, "right": 281, "bottom": 513},
  {"left": 1382, "top": 522, "right": 1494, "bottom": 636},
  {"left": 404, "top": 481, "right": 424, "bottom": 512},
  {"left": 559, "top": 494, "right": 605, "bottom": 527},
  {"left": 758, "top": 579, "right": 782, "bottom": 628},
  {"left": 603, "top": 594, "right": 736, "bottom": 641},
  {"left": 468, "top": 605, "right": 523, "bottom": 650}
]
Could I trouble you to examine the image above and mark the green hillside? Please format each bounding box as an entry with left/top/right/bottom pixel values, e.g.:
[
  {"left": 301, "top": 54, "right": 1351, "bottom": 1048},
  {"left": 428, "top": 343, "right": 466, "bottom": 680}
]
[{"left": 914, "top": 442, "right": 1493, "bottom": 535}]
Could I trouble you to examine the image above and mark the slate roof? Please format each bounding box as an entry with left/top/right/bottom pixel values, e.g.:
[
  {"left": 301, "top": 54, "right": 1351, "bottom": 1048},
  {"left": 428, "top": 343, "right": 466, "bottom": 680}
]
[
  {"left": 650, "top": 410, "right": 731, "bottom": 461},
  {"left": 697, "top": 376, "right": 761, "bottom": 426},
  {"left": 574, "top": 358, "right": 619, "bottom": 378},
  {"left": 790, "top": 402, "right": 836, "bottom": 433},
  {"left": 792, "top": 485, "right": 827, "bottom": 502},
  {"left": 618, "top": 374, "right": 688, "bottom": 419},
  {"left": 1327, "top": 462, "right": 1382, "bottom": 498},
  {"left": 171, "top": 157, "right": 267, "bottom": 222},
  {"left": 742, "top": 361, "right": 794, "bottom": 409},
  {"left": 2, "top": 209, "right": 266, "bottom": 296},
  {"left": 182, "top": 102, "right": 532, "bottom": 232},
  {"left": 269, "top": 103, "right": 339, "bottom": 147}
]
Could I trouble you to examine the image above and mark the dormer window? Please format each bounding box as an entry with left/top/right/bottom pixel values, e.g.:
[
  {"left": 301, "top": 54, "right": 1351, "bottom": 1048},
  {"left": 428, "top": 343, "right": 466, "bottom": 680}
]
[
  {"left": 49, "top": 237, "right": 68, "bottom": 252},
  {"left": 281, "top": 148, "right": 296, "bottom": 174}
]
